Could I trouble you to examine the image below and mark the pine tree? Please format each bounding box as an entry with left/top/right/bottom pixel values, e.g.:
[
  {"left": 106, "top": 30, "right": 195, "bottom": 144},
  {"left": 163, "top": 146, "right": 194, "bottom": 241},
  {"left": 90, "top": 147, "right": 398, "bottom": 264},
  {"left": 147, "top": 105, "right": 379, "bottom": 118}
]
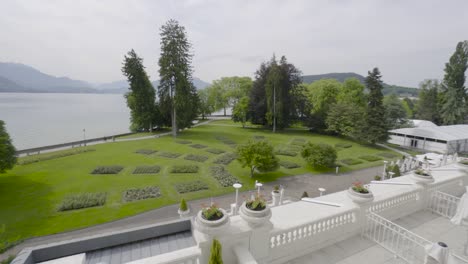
[
  {"left": 440, "top": 41, "right": 468, "bottom": 125},
  {"left": 158, "top": 19, "right": 198, "bottom": 137},
  {"left": 0, "top": 120, "right": 16, "bottom": 173},
  {"left": 121, "top": 49, "right": 156, "bottom": 132},
  {"left": 209, "top": 239, "right": 223, "bottom": 264},
  {"left": 364, "top": 68, "right": 388, "bottom": 143}
]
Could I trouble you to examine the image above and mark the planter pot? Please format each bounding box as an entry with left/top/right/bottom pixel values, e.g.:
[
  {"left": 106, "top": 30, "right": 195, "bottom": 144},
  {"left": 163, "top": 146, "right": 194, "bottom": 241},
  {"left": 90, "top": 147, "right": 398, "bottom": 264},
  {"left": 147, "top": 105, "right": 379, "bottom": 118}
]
[
  {"left": 178, "top": 208, "right": 190, "bottom": 218},
  {"left": 411, "top": 172, "right": 434, "bottom": 185},
  {"left": 347, "top": 187, "right": 374, "bottom": 204},
  {"left": 271, "top": 191, "right": 281, "bottom": 206},
  {"left": 239, "top": 202, "right": 272, "bottom": 227},
  {"left": 195, "top": 208, "right": 230, "bottom": 235}
]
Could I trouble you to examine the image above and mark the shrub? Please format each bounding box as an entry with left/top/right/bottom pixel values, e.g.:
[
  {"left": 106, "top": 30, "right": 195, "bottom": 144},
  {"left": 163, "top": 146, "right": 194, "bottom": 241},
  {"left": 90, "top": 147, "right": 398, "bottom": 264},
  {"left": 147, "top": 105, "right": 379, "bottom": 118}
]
[
  {"left": 374, "top": 175, "right": 382, "bottom": 181},
  {"left": 387, "top": 164, "right": 401, "bottom": 177},
  {"left": 213, "top": 153, "right": 237, "bottom": 165},
  {"left": 184, "top": 154, "right": 209, "bottom": 163},
  {"left": 210, "top": 165, "right": 240, "bottom": 187},
  {"left": 190, "top": 144, "right": 208, "bottom": 149},
  {"left": 236, "top": 140, "right": 279, "bottom": 177},
  {"left": 206, "top": 148, "right": 225, "bottom": 155},
  {"left": 179, "top": 198, "right": 188, "bottom": 211},
  {"left": 279, "top": 160, "right": 301, "bottom": 169},
  {"left": 246, "top": 194, "right": 266, "bottom": 211},
  {"left": 377, "top": 152, "right": 398, "bottom": 158},
  {"left": 340, "top": 159, "right": 363, "bottom": 166},
  {"left": 91, "top": 165, "right": 123, "bottom": 174},
  {"left": 18, "top": 148, "right": 95, "bottom": 165},
  {"left": 158, "top": 152, "right": 182, "bottom": 158},
  {"left": 460, "top": 160, "right": 468, "bottom": 165},
  {"left": 176, "top": 140, "right": 192, "bottom": 144},
  {"left": 209, "top": 239, "right": 223, "bottom": 264},
  {"left": 134, "top": 149, "right": 156, "bottom": 155},
  {"left": 122, "top": 186, "right": 161, "bottom": 202},
  {"left": 335, "top": 143, "right": 352, "bottom": 148},
  {"left": 301, "top": 191, "right": 309, "bottom": 198},
  {"left": 133, "top": 165, "right": 161, "bottom": 174},
  {"left": 202, "top": 204, "right": 223, "bottom": 221},
  {"left": 275, "top": 149, "right": 297, "bottom": 157},
  {"left": 175, "top": 181, "right": 209, "bottom": 193},
  {"left": 58, "top": 192, "right": 107, "bottom": 211},
  {"left": 359, "top": 155, "right": 382, "bottom": 162},
  {"left": 301, "top": 143, "right": 337, "bottom": 168},
  {"left": 170, "top": 165, "right": 199, "bottom": 173}
]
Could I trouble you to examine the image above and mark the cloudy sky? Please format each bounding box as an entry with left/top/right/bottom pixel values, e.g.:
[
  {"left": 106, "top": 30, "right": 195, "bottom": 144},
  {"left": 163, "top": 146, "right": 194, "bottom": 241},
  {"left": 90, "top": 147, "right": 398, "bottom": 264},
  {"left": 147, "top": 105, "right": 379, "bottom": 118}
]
[{"left": 1, "top": 0, "right": 467, "bottom": 87}]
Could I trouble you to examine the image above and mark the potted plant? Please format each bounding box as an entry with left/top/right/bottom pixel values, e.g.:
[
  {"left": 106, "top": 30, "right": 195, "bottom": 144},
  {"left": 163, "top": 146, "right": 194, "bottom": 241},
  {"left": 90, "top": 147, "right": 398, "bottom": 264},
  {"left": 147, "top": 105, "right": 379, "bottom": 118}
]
[
  {"left": 195, "top": 203, "right": 230, "bottom": 235},
  {"left": 239, "top": 194, "right": 272, "bottom": 227},
  {"left": 411, "top": 167, "right": 434, "bottom": 185},
  {"left": 347, "top": 181, "right": 374, "bottom": 204},
  {"left": 374, "top": 175, "right": 381, "bottom": 181},
  {"left": 271, "top": 185, "right": 281, "bottom": 206},
  {"left": 178, "top": 198, "right": 190, "bottom": 218}
]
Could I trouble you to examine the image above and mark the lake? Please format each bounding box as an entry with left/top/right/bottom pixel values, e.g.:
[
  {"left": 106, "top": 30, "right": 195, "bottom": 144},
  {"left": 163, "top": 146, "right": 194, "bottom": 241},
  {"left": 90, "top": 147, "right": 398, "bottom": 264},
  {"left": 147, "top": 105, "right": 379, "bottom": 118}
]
[{"left": 0, "top": 93, "right": 130, "bottom": 150}]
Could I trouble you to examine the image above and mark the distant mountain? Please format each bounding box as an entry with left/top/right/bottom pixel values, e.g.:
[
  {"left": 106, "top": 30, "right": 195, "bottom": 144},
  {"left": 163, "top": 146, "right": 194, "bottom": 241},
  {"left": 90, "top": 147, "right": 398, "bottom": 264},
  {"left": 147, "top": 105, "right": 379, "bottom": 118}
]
[
  {"left": 0, "top": 62, "right": 96, "bottom": 93},
  {"left": 193, "top": 77, "right": 211, "bottom": 89},
  {"left": 97, "top": 78, "right": 210, "bottom": 94},
  {"left": 0, "top": 76, "right": 38, "bottom": 93},
  {"left": 96, "top": 80, "right": 129, "bottom": 90},
  {"left": 301, "top": 72, "right": 418, "bottom": 97}
]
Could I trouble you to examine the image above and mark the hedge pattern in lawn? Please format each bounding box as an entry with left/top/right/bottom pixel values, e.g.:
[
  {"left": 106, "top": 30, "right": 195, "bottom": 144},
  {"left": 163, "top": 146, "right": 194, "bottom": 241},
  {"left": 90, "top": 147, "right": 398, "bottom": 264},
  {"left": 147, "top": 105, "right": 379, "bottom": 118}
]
[
  {"left": 133, "top": 165, "right": 161, "bottom": 174},
  {"left": 58, "top": 192, "right": 107, "bottom": 211},
  {"left": 215, "top": 136, "right": 236, "bottom": 145},
  {"left": 279, "top": 160, "right": 301, "bottom": 169},
  {"left": 189, "top": 144, "right": 208, "bottom": 149},
  {"left": 275, "top": 148, "right": 298, "bottom": 157},
  {"left": 91, "top": 165, "right": 124, "bottom": 174},
  {"left": 340, "top": 159, "right": 363, "bottom": 165},
  {"left": 175, "top": 181, "right": 209, "bottom": 193},
  {"left": 335, "top": 143, "right": 353, "bottom": 148},
  {"left": 18, "top": 148, "right": 96, "bottom": 165},
  {"left": 291, "top": 138, "right": 307, "bottom": 146},
  {"left": 184, "top": 154, "right": 209, "bottom": 163},
  {"left": 158, "top": 152, "right": 182, "bottom": 158},
  {"left": 134, "top": 149, "right": 157, "bottom": 155},
  {"left": 213, "top": 152, "right": 237, "bottom": 165},
  {"left": 170, "top": 165, "right": 199, "bottom": 173},
  {"left": 377, "top": 152, "right": 398, "bottom": 158},
  {"left": 359, "top": 155, "right": 382, "bottom": 162},
  {"left": 206, "top": 148, "right": 225, "bottom": 155},
  {"left": 122, "top": 186, "right": 161, "bottom": 202},
  {"left": 176, "top": 140, "right": 192, "bottom": 144},
  {"left": 210, "top": 165, "right": 240, "bottom": 187}
]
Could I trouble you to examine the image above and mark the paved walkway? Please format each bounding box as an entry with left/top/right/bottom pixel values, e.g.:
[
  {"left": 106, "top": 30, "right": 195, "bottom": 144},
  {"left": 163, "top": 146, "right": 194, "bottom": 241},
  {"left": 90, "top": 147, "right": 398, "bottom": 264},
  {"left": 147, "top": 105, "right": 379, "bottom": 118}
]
[{"left": 0, "top": 165, "right": 384, "bottom": 260}]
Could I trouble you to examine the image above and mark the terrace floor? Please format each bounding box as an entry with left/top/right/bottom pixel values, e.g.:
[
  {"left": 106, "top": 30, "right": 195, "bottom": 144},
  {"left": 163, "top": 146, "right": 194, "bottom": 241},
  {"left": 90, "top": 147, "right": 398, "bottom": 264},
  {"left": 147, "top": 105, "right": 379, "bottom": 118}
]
[{"left": 290, "top": 210, "right": 468, "bottom": 264}]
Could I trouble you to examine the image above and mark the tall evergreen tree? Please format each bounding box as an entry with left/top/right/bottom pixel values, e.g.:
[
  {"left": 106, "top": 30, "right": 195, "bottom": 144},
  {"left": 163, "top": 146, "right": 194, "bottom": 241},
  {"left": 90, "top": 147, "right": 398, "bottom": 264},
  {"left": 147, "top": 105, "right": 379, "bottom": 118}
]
[
  {"left": 158, "top": 19, "right": 198, "bottom": 137},
  {"left": 415, "top": 79, "right": 440, "bottom": 124},
  {"left": 121, "top": 49, "right": 157, "bottom": 132},
  {"left": 439, "top": 41, "right": 468, "bottom": 125},
  {"left": 364, "top": 68, "right": 388, "bottom": 143},
  {"left": 249, "top": 62, "right": 269, "bottom": 125},
  {"left": 0, "top": 120, "right": 16, "bottom": 173}
]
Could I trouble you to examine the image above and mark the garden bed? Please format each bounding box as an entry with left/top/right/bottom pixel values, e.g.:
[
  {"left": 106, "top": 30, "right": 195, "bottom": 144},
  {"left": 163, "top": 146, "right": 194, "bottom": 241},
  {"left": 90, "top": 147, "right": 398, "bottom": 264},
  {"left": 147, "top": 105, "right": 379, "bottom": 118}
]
[
  {"left": 340, "top": 158, "right": 363, "bottom": 165},
  {"left": 205, "top": 148, "right": 225, "bottom": 155},
  {"left": 58, "top": 192, "right": 107, "bottom": 211},
  {"left": 279, "top": 160, "right": 301, "bottom": 169},
  {"left": 133, "top": 165, "right": 161, "bottom": 174},
  {"left": 377, "top": 152, "right": 398, "bottom": 158},
  {"left": 175, "top": 181, "right": 209, "bottom": 193},
  {"left": 18, "top": 148, "right": 96, "bottom": 165},
  {"left": 213, "top": 153, "right": 237, "bottom": 165},
  {"left": 170, "top": 165, "right": 199, "bottom": 173},
  {"left": 134, "top": 149, "right": 157, "bottom": 155},
  {"left": 359, "top": 155, "right": 382, "bottom": 162},
  {"left": 122, "top": 186, "right": 161, "bottom": 202},
  {"left": 275, "top": 148, "right": 298, "bottom": 157},
  {"left": 210, "top": 165, "right": 240, "bottom": 187},
  {"left": 184, "top": 154, "right": 209, "bottom": 162},
  {"left": 158, "top": 152, "right": 182, "bottom": 158},
  {"left": 91, "top": 166, "right": 124, "bottom": 174},
  {"left": 189, "top": 144, "right": 208, "bottom": 149}
]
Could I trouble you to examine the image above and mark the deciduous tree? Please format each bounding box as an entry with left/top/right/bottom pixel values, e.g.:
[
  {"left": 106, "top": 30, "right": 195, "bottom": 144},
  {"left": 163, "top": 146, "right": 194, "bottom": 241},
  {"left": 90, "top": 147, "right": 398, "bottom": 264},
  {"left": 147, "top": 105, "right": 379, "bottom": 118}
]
[
  {"left": 415, "top": 79, "right": 440, "bottom": 123},
  {"left": 236, "top": 139, "right": 279, "bottom": 177},
  {"left": 301, "top": 142, "right": 337, "bottom": 168},
  {"left": 383, "top": 94, "right": 409, "bottom": 129}
]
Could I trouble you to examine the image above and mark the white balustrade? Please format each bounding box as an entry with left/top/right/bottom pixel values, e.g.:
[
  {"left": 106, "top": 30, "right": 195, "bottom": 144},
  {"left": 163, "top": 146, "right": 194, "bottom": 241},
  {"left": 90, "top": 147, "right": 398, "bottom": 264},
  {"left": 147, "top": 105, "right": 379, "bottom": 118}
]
[
  {"left": 429, "top": 191, "right": 461, "bottom": 218},
  {"left": 368, "top": 189, "right": 421, "bottom": 218}
]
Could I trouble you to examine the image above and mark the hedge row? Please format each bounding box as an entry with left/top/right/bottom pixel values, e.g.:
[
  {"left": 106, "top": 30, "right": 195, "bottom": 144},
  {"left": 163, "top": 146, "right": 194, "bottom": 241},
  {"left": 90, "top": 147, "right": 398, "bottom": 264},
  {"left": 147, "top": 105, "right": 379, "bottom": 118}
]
[
  {"left": 91, "top": 166, "right": 123, "bottom": 174},
  {"left": 18, "top": 148, "right": 96, "bottom": 165},
  {"left": 158, "top": 152, "right": 182, "bottom": 158},
  {"left": 175, "top": 181, "right": 209, "bottom": 193},
  {"left": 206, "top": 148, "right": 225, "bottom": 155},
  {"left": 123, "top": 186, "right": 161, "bottom": 202},
  {"left": 58, "top": 192, "right": 107, "bottom": 211},
  {"left": 189, "top": 144, "right": 208, "bottom": 149},
  {"left": 210, "top": 165, "right": 239, "bottom": 187}
]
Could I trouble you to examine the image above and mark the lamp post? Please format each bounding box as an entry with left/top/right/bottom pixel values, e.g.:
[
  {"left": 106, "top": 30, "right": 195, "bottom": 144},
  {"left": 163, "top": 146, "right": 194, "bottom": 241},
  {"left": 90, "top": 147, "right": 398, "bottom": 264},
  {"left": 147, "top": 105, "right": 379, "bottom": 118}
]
[
  {"left": 383, "top": 160, "right": 388, "bottom": 180},
  {"left": 389, "top": 172, "right": 395, "bottom": 179},
  {"left": 83, "top": 128, "right": 86, "bottom": 147},
  {"left": 233, "top": 183, "right": 242, "bottom": 206},
  {"left": 255, "top": 182, "right": 263, "bottom": 195}
]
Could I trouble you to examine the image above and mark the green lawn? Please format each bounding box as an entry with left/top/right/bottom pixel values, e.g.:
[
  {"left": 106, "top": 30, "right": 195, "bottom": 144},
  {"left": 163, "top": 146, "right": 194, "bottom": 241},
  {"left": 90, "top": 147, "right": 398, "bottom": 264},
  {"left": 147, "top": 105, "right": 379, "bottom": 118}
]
[{"left": 0, "top": 120, "right": 398, "bottom": 246}]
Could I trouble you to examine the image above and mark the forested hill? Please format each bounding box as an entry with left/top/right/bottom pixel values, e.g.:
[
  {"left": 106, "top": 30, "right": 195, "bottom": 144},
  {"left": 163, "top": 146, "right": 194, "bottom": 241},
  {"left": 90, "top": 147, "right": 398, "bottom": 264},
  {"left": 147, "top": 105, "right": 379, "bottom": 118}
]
[{"left": 302, "top": 72, "right": 419, "bottom": 97}]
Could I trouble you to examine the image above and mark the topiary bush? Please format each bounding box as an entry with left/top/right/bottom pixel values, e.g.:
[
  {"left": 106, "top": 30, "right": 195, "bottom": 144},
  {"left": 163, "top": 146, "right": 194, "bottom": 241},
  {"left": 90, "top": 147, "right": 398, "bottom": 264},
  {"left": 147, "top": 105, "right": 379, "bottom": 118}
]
[
  {"left": 58, "top": 192, "right": 107, "bottom": 211},
  {"left": 91, "top": 165, "right": 123, "bottom": 174},
  {"left": 209, "top": 239, "right": 223, "bottom": 264},
  {"left": 179, "top": 198, "right": 188, "bottom": 211},
  {"left": 184, "top": 154, "right": 209, "bottom": 163},
  {"left": 134, "top": 149, "right": 157, "bottom": 155},
  {"left": 170, "top": 165, "right": 199, "bottom": 173},
  {"left": 175, "top": 181, "right": 209, "bottom": 193},
  {"left": 206, "top": 148, "right": 226, "bottom": 155},
  {"left": 279, "top": 160, "right": 301, "bottom": 169},
  {"left": 158, "top": 152, "right": 182, "bottom": 158},
  {"left": 301, "top": 143, "right": 337, "bottom": 168},
  {"left": 122, "top": 186, "right": 161, "bottom": 202},
  {"left": 339, "top": 159, "right": 363, "bottom": 166},
  {"left": 133, "top": 165, "right": 161, "bottom": 174},
  {"left": 189, "top": 144, "right": 208, "bottom": 149},
  {"left": 359, "top": 155, "right": 382, "bottom": 162},
  {"left": 213, "top": 153, "right": 237, "bottom": 165},
  {"left": 210, "top": 165, "right": 240, "bottom": 187}
]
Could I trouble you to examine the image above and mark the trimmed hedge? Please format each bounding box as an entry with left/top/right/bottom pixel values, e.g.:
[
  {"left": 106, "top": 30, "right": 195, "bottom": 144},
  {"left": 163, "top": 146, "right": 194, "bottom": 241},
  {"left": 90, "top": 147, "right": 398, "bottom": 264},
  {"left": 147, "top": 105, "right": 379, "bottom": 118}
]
[
  {"left": 210, "top": 165, "right": 240, "bottom": 187},
  {"left": 18, "top": 148, "right": 95, "bottom": 165},
  {"left": 335, "top": 143, "right": 352, "bottom": 148},
  {"left": 170, "top": 165, "right": 199, "bottom": 173},
  {"left": 279, "top": 160, "right": 301, "bottom": 169},
  {"left": 206, "top": 148, "right": 225, "bottom": 155},
  {"left": 184, "top": 154, "right": 209, "bottom": 163},
  {"left": 58, "top": 192, "right": 107, "bottom": 211},
  {"left": 134, "top": 149, "right": 156, "bottom": 155},
  {"left": 377, "top": 152, "right": 398, "bottom": 158},
  {"left": 359, "top": 155, "right": 382, "bottom": 162},
  {"left": 189, "top": 144, "right": 208, "bottom": 149},
  {"left": 175, "top": 181, "right": 209, "bottom": 193},
  {"left": 122, "top": 186, "right": 161, "bottom": 202},
  {"left": 176, "top": 140, "right": 192, "bottom": 144},
  {"left": 133, "top": 165, "right": 161, "bottom": 174},
  {"left": 91, "top": 165, "right": 123, "bottom": 174},
  {"left": 275, "top": 149, "right": 298, "bottom": 157},
  {"left": 158, "top": 152, "right": 182, "bottom": 158},
  {"left": 340, "top": 159, "right": 363, "bottom": 165},
  {"left": 213, "top": 153, "right": 237, "bottom": 165}
]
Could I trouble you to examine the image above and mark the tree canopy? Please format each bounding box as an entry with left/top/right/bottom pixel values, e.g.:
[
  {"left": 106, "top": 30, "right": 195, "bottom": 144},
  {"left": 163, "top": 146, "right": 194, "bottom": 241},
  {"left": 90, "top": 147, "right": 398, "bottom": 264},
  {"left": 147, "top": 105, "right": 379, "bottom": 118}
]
[
  {"left": 301, "top": 142, "right": 337, "bottom": 168},
  {"left": 236, "top": 139, "right": 279, "bottom": 177},
  {"left": 0, "top": 120, "right": 16, "bottom": 173},
  {"left": 364, "top": 68, "right": 388, "bottom": 143}
]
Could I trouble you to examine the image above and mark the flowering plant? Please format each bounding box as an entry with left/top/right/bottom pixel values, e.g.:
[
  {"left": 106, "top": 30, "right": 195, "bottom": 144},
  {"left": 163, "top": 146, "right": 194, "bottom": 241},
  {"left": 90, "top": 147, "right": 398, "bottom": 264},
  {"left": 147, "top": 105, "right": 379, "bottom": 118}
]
[
  {"left": 351, "top": 181, "right": 369, "bottom": 194},
  {"left": 415, "top": 168, "right": 431, "bottom": 176},
  {"left": 201, "top": 203, "right": 223, "bottom": 221},
  {"left": 246, "top": 194, "right": 267, "bottom": 211}
]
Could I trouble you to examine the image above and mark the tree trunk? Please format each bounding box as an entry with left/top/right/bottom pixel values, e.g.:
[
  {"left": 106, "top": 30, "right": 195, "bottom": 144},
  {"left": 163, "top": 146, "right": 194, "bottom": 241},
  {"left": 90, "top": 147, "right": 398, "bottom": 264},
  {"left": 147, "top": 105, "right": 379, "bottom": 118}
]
[
  {"left": 172, "top": 105, "right": 177, "bottom": 138},
  {"left": 224, "top": 107, "right": 226, "bottom": 116},
  {"left": 250, "top": 166, "right": 255, "bottom": 178}
]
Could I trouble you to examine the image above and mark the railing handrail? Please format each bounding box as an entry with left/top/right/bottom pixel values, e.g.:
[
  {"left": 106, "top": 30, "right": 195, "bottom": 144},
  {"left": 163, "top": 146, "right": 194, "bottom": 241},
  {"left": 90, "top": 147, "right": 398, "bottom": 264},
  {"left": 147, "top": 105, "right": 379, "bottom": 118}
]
[{"left": 434, "top": 190, "right": 461, "bottom": 201}]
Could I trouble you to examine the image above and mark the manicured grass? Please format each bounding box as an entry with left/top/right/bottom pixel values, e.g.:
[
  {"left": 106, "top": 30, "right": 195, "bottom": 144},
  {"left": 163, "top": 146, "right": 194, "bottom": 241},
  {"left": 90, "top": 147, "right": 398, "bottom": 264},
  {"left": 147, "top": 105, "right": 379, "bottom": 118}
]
[{"left": 0, "top": 119, "right": 398, "bottom": 246}]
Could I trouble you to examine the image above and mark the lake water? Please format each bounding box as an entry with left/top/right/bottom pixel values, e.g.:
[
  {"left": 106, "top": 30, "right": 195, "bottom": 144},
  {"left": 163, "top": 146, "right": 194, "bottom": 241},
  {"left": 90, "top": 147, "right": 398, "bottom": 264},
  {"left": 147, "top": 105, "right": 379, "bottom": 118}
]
[{"left": 0, "top": 93, "right": 130, "bottom": 150}]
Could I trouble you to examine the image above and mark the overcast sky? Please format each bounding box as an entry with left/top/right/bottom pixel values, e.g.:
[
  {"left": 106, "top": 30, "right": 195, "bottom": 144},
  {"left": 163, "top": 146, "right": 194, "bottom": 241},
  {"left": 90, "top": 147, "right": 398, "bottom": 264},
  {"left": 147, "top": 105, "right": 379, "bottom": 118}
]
[{"left": 1, "top": 0, "right": 467, "bottom": 87}]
